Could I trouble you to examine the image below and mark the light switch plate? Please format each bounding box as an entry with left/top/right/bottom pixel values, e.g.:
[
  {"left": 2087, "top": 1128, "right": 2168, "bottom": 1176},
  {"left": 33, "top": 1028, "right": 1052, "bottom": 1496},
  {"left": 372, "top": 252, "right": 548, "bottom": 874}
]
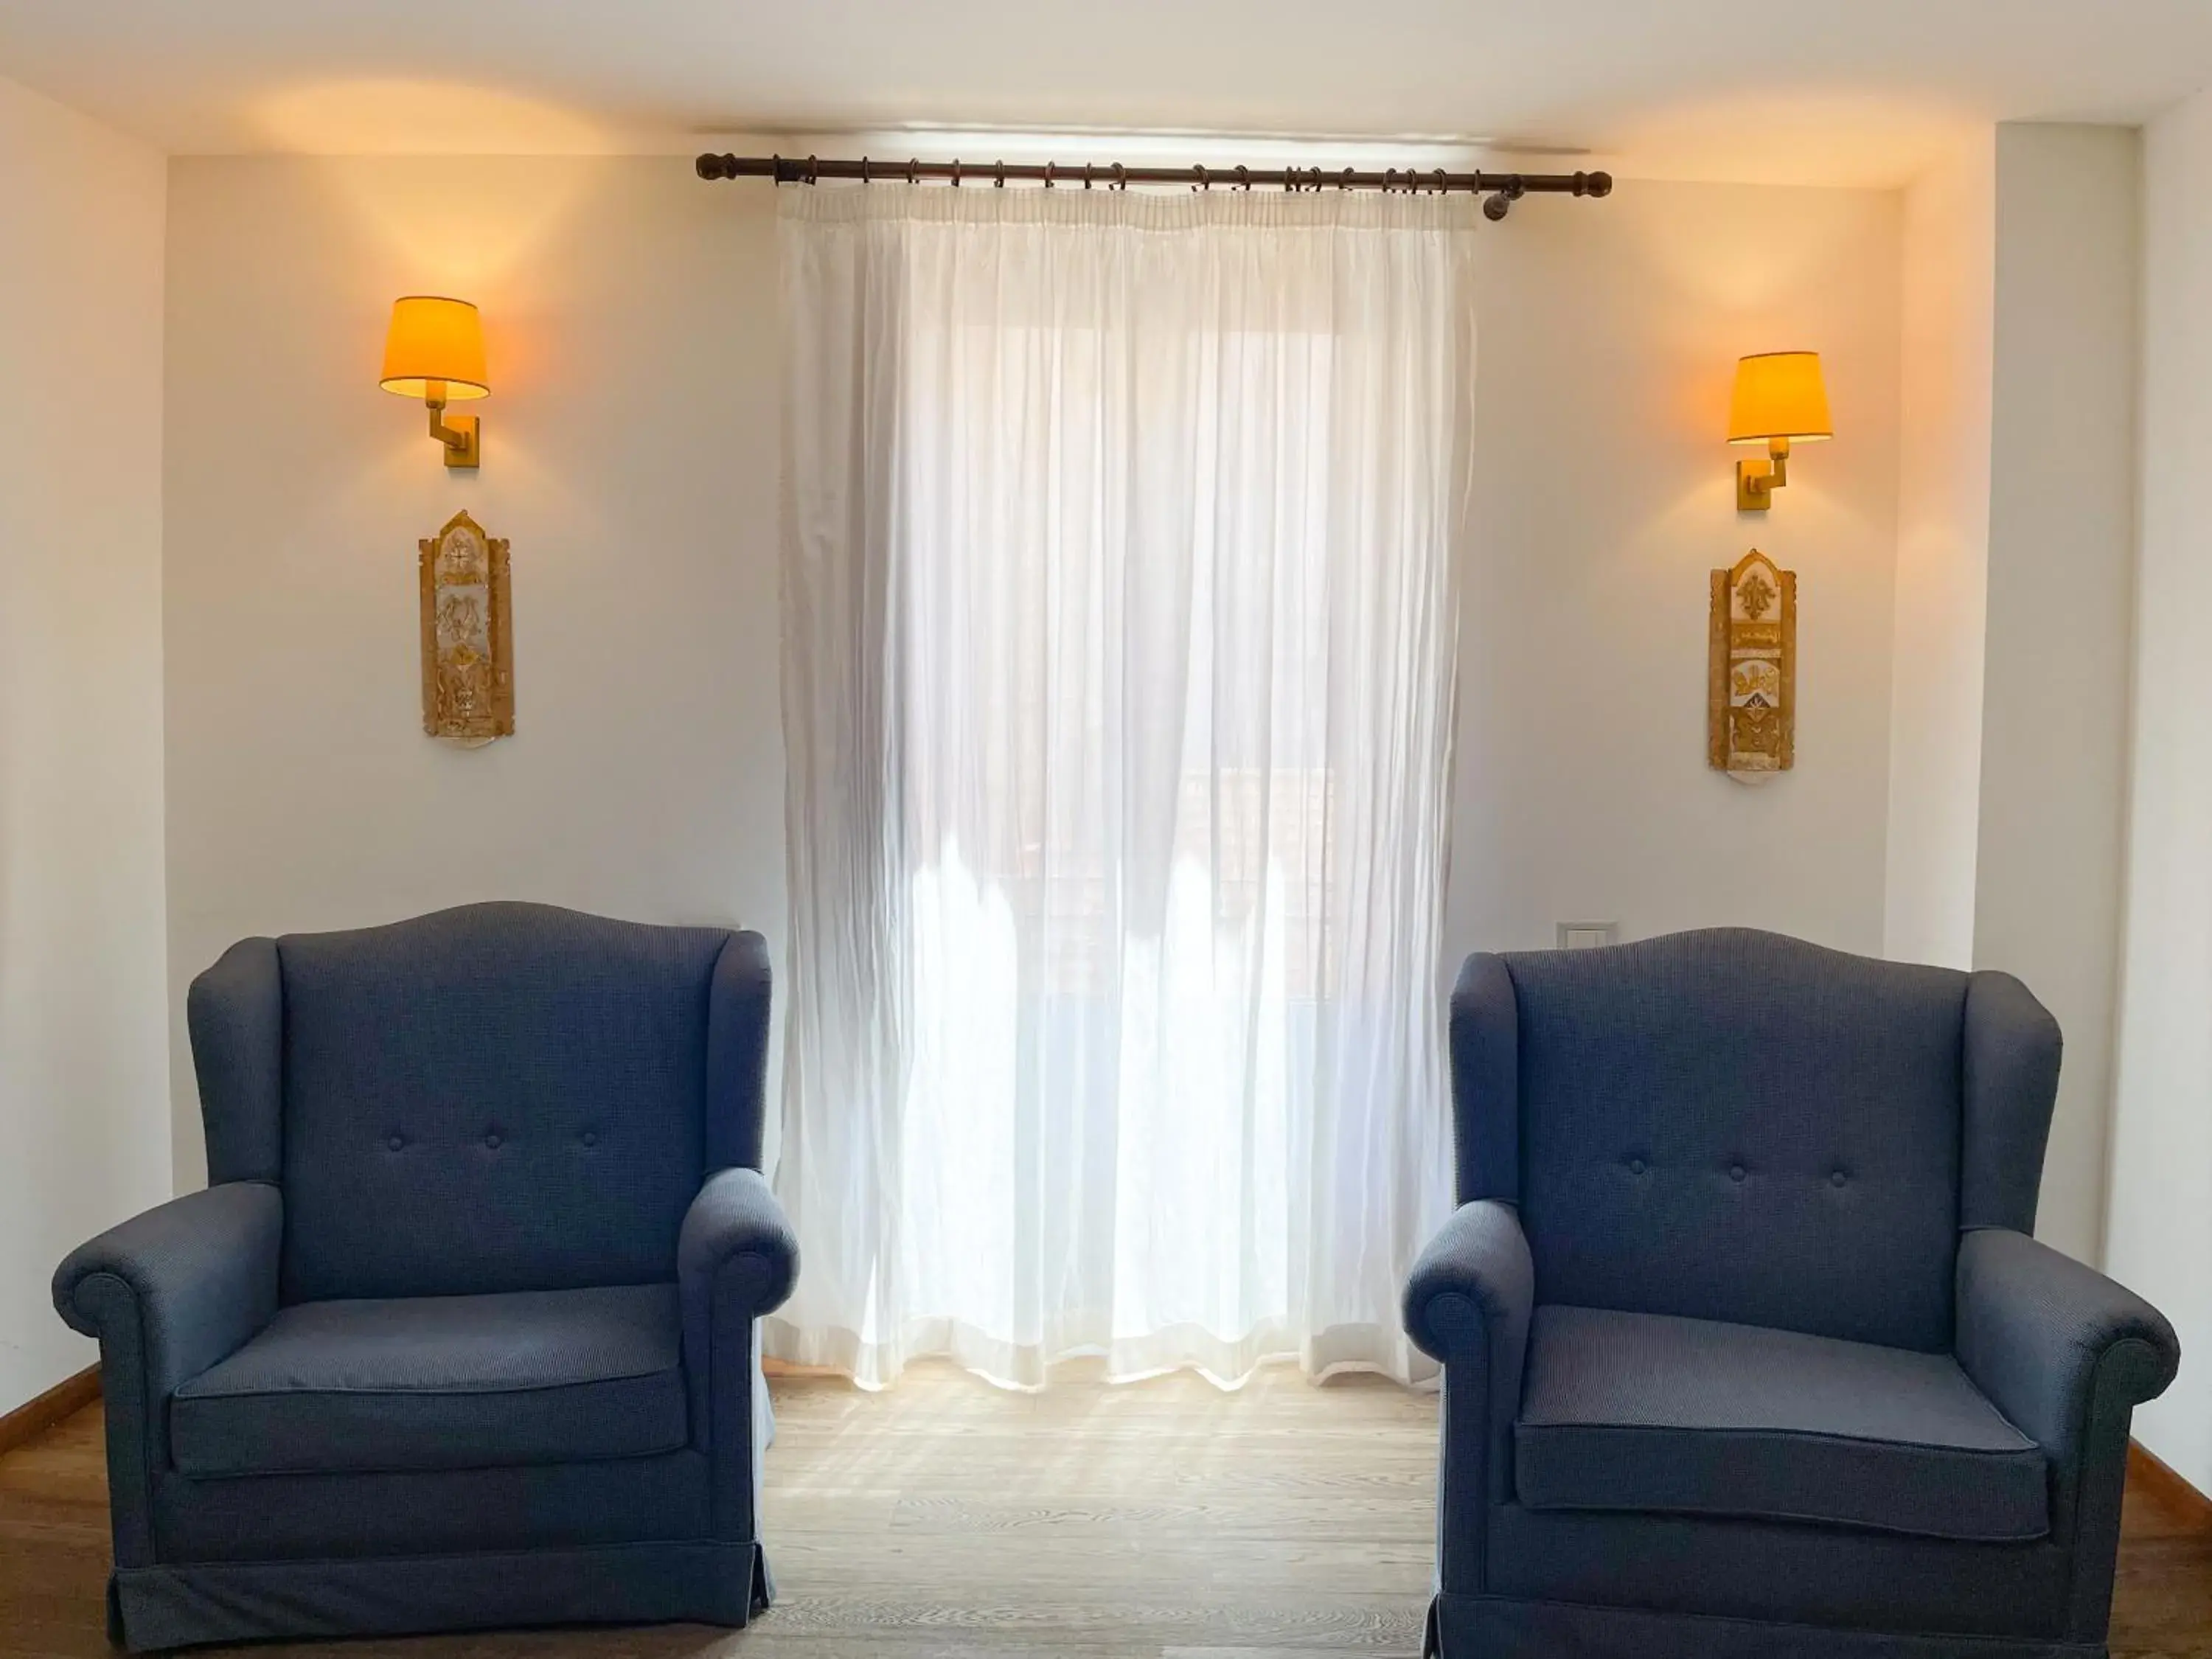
[{"left": 1557, "top": 922, "right": 1620, "bottom": 950}]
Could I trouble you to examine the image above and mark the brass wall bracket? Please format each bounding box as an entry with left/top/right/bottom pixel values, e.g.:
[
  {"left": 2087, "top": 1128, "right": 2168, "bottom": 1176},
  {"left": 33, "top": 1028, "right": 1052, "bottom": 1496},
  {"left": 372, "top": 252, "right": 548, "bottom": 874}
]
[
  {"left": 1736, "top": 437, "right": 1790, "bottom": 511},
  {"left": 426, "top": 397, "right": 481, "bottom": 469}
]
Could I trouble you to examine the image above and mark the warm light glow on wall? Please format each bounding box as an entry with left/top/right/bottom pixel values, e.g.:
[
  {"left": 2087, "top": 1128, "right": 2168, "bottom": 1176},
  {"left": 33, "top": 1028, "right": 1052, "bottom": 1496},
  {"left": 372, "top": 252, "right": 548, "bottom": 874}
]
[{"left": 254, "top": 79, "right": 613, "bottom": 157}]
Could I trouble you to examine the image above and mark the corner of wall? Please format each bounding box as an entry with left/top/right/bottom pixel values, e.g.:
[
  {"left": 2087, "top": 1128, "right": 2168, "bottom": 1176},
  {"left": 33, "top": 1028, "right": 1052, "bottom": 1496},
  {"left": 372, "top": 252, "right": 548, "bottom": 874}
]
[
  {"left": 0, "top": 71, "right": 173, "bottom": 1412},
  {"left": 1882, "top": 132, "right": 1995, "bottom": 969},
  {"left": 2105, "top": 84, "right": 2212, "bottom": 1490}
]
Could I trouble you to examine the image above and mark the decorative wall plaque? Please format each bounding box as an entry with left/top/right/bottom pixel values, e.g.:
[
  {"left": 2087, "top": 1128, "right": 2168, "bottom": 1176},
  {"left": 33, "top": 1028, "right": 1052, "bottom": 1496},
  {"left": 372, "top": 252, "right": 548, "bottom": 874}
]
[
  {"left": 1708, "top": 549, "right": 1794, "bottom": 777},
  {"left": 419, "top": 510, "right": 513, "bottom": 745}
]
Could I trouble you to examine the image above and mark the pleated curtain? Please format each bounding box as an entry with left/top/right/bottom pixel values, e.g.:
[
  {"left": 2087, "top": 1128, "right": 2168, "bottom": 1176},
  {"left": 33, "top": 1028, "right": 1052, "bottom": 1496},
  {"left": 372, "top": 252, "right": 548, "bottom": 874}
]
[{"left": 771, "top": 181, "right": 1475, "bottom": 1389}]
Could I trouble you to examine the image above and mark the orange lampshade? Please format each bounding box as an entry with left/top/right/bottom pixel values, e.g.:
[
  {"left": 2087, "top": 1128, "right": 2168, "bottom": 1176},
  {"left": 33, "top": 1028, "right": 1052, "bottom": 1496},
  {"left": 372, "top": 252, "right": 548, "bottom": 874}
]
[
  {"left": 1728, "top": 351, "right": 1831, "bottom": 445},
  {"left": 380, "top": 296, "right": 489, "bottom": 400}
]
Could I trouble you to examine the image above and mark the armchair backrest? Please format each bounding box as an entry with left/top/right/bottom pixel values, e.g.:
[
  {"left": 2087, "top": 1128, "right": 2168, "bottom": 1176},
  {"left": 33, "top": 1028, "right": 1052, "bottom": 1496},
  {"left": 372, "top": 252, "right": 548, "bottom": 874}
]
[
  {"left": 187, "top": 902, "right": 772, "bottom": 1303},
  {"left": 1450, "top": 928, "right": 2059, "bottom": 1353}
]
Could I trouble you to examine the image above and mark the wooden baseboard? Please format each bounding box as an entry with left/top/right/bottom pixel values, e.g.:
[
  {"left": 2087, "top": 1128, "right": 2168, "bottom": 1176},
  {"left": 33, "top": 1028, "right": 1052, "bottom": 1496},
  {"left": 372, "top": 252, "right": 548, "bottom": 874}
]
[
  {"left": 762, "top": 1357, "right": 849, "bottom": 1380},
  {"left": 0, "top": 1366, "right": 100, "bottom": 1456},
  {"left": 2130, "top": 1439, "right": 2212, "bottom": 1525}
]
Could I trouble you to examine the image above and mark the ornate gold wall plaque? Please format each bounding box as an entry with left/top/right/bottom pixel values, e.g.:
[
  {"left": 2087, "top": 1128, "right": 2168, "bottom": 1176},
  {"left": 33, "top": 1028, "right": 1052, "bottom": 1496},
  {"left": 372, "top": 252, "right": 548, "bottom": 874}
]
[
  {"left": 1708, "top": 549, "right": 1794, "bottom": 777},
  {"left": 419, "top": 510, "right": 513, "bottom": 745}
]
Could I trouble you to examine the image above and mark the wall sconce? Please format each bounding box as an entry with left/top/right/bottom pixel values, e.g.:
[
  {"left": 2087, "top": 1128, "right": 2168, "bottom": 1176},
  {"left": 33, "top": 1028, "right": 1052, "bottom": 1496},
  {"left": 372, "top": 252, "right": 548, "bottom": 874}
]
[
  {"left": 1728, "top": 350, "right": 1831, "bottom": 511},
  {"left": 380, "top": 296, "right": 488, "bottom": 468}
]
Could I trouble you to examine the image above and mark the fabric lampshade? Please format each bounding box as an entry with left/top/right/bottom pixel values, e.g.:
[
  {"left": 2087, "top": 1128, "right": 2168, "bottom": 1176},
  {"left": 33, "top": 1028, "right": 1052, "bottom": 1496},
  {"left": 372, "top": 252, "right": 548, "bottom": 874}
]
[
  {"left": 380, "top": 296, "right": 490, "bottom": 400},
  {"left": 1728, "top": 351, "right": 1830, "bottom": 444}
]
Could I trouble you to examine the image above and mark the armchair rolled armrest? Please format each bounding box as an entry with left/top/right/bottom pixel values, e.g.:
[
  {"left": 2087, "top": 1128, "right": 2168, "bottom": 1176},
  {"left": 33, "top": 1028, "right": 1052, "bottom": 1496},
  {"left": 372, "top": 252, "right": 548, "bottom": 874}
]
[
  {"left": 1955, "top": 1227, "right": 2178, "bottom": 1461},
  {"left": 1404, "top": 1198, "right": 1534, "bottom": 1364},
  {"left": 53, "top": 1180, "right": 283, "bottom": 1390},
  {"left": 679, "top": 1166, "right": 797, "bottom": 1547},
  {"left": 1957, "top": 1227, "right": 2178, "bottom": 1641},
  {"left": 1402, "top": 1200, "right": 1534, "bottom": 1593},
  {"left": 50, "top": 1182, "right": 282, "bottom": 1568},
  {"left": 678, "top": 1166, "right": 798, "bottom": 1324}
]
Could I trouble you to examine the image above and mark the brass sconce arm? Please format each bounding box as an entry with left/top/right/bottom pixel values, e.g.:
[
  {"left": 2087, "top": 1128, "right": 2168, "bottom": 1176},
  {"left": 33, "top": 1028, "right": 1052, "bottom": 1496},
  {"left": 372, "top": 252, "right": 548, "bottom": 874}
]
[
  {"left": 1737, "top": 437, "right": 1790, "bottom": 511},
  {"left": 423, "top": 383, "right": 481, "bottom": 470}
]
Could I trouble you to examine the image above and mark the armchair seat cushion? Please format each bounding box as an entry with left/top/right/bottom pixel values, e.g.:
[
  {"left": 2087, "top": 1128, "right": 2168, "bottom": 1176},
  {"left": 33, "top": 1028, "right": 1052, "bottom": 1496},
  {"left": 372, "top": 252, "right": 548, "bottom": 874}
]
[
  {"left": 171, "top": 1283, "right": 687, "bottom": 1478},
  {"left": 1514, "top": 1305, "right": 2048, "bottom": 1542}
]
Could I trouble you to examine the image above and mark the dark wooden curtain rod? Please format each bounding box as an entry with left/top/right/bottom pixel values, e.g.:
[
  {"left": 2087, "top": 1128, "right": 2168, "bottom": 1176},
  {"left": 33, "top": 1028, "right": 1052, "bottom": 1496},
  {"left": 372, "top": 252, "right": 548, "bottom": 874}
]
[{"left": 695, "top": 152, "right": 1611, "bottom": 220}]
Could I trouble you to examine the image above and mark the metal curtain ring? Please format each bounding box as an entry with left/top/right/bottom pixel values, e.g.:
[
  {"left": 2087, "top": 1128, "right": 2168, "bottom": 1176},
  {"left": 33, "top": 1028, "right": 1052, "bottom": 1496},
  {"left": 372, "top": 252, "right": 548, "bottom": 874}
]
[
  {"left": 908, "top": 157, "right": 919, "bottom": 185},
  {"left": 1236, "top": 164, "right": 1250, "bottom": 190},
  {"left": 805, "top": 154, "right": 818, "bottom": 184},
  {"left": 860, "top": 156, "right": 871, "bottom": 184},
  {"left": 1113, "top": 162, "right": 1126, "bottom": 190},
  {"left": 1044, "top": 161, "right": 1055, "bottom": 188},
  {"left": 994, "top": 159, "right": 1005, "bottom": 188},
  {"left": 952, "top": 159, "right": 962, "bottom": 187}
]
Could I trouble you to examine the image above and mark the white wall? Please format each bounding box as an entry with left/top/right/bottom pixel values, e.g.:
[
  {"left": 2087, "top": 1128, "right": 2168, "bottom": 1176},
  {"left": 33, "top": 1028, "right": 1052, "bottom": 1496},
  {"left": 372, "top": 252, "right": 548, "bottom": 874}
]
[
  {"left": 1975, "top": 123, "right": 2141, "bottom": 1267},
  {"left": 164, "top": 164, "right": 1910, "bottom": 1177},
  {"left": 2107, "top": 86, "right": 2212, "bottom": 1491},
  {"left": 1449, "top": 180, "right": 1904, "bottom": 957},
  {"left": 1885, "top": 137, "right": 1995, "bottom": 970},
  {"left": 0, "top": 74, "right": 171, "bottom": 1411},
  {"left": 179, "top": 154, "right": 2196, "bottom": 1326},
  {"left": 161, "top": 156, "right": 786, "bottom": 1186}
]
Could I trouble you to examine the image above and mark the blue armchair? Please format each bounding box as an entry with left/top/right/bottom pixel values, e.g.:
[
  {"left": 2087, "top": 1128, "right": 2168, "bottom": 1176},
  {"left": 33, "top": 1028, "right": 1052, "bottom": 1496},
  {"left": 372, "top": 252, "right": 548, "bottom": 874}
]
[
  {"left": 1405, "top": 928, "right": 2178, "bottom": 1659},
  {"left": 53, "top": 902, "right": 796, "bottom": 1651}
]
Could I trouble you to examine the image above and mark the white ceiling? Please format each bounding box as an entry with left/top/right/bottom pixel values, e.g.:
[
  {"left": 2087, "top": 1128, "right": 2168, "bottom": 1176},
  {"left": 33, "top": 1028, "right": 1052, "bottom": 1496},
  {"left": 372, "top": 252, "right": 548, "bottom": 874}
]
[{"left": 1, "top": 0, "right": 2208, "bottom": 186}]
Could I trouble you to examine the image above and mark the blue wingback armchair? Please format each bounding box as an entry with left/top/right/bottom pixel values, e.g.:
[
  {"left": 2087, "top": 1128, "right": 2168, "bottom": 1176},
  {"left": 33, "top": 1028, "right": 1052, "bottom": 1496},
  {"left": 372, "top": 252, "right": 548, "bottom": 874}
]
[
  {"left": 1405, "top": 928, "right": 2179, "bottom": 1659},
  {"left": 53, "top": 902, "right": 796, "bottom": 1652}
]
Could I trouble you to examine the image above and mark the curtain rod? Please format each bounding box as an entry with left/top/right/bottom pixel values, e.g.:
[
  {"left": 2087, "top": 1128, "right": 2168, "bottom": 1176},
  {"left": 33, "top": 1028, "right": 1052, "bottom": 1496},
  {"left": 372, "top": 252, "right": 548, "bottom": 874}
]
[{"left": 695, "top": 153, "right": 1611, "bottom": 220}]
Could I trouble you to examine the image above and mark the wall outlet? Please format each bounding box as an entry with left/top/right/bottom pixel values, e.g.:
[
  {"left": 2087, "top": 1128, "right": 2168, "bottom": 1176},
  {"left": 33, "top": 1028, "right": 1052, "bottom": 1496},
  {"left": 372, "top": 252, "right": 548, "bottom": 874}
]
[{"left": 1557, "top": 922, "right": 1620, "bottom": 950}]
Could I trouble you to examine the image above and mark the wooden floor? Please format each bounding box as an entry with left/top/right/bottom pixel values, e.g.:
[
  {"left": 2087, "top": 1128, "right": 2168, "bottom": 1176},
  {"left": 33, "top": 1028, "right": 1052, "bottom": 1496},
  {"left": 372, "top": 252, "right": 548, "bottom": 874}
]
[{"left": 2, "top": 1365, "right": 2209, "bottom": 1658}]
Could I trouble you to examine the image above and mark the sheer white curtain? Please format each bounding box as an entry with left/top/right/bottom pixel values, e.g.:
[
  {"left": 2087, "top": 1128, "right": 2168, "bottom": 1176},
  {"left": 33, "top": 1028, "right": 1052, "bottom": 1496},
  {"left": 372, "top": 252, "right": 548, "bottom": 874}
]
[{"left": 771, "top": 183, "right": 1472, "bottom": 1389}]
